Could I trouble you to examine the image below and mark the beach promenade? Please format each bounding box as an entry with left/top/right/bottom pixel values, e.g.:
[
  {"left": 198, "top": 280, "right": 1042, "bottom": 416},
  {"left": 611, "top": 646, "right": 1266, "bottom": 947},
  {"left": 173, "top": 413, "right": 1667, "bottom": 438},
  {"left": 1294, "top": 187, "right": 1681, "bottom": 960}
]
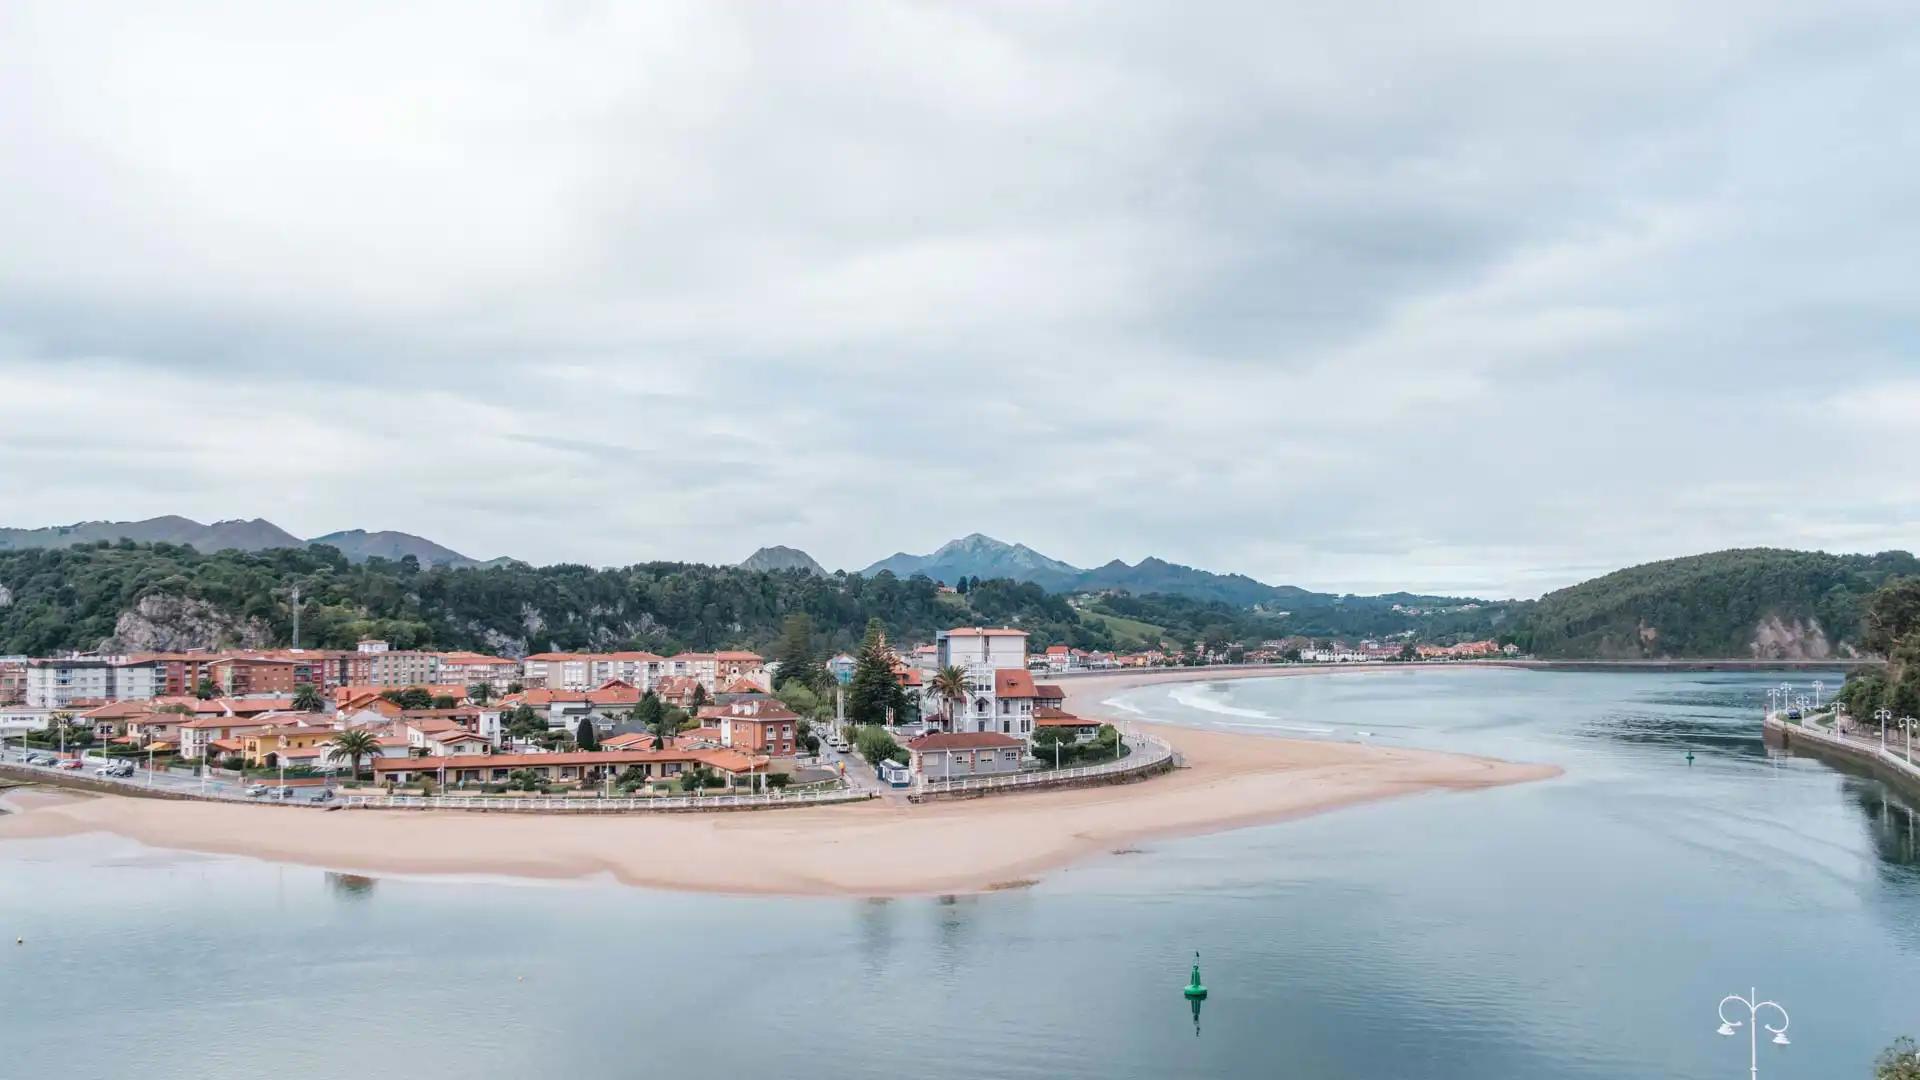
[{"left": 1764, "top": 707, "right": 1920, "bottom": 797}]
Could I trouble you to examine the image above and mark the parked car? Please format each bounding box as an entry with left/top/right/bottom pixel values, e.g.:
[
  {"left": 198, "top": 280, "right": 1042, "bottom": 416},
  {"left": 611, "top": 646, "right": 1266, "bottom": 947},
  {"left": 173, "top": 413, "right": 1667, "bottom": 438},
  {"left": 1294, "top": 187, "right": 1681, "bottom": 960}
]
[
  {"left": 26, "top": 754, "right": 56, "bottom": 766},
  {"left": 56, "top": 759, "right": 83, "bottom": 770},
  {"left": 272, "top": 786, "right": 298, "bottom": 800},
  {"left": 245, "top": 784, "right": 269, "bottom": 798},
  {"left": 310, "top": 788, "right": 336, "bottom": 803}
]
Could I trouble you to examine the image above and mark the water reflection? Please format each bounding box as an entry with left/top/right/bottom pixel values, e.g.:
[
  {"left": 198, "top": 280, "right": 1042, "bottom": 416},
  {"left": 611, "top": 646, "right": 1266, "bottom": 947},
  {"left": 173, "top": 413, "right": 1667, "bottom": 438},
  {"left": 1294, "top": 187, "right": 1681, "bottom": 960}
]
[
  {"left": 326, "top": 872, "right": 377, "bottom": 899},
  {"left": 1844, "top": 777, "right": 1920, "bottom": 872}
]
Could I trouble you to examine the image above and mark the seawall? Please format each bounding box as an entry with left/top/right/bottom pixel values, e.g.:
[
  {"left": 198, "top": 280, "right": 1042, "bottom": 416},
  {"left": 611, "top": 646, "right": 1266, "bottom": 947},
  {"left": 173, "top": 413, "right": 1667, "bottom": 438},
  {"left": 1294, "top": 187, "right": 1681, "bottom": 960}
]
[{"left": 1763, "top": 713, "right": 1920, "bottom": 798}]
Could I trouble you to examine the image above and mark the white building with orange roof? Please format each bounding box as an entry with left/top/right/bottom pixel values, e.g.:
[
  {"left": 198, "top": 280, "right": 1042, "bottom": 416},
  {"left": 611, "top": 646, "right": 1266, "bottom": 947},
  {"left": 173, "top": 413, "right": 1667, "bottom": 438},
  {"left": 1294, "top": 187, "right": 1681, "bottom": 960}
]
[{"left": 932, "top": 628, "right": 1039, "bottom": 740}]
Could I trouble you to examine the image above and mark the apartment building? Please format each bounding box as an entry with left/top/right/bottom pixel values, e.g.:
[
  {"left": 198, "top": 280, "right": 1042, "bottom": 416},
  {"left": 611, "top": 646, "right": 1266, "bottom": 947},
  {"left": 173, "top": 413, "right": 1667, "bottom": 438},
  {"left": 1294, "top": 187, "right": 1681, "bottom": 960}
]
[{"left": 1, "top": 657, "right": 31, "bottom": 704}]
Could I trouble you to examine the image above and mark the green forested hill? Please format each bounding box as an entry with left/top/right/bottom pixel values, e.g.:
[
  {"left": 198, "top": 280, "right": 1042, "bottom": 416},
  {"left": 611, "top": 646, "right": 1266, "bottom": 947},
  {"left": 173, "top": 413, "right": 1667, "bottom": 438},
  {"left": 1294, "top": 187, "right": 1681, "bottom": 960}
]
[
  {"left": 0, "top": 542, "right": 1098, "bottom": 657},
  {"left": 1519, "top": 549, "right": 1918, "bottom": 659},
  {"left": 4, "top": 540, "right": 1910, "bottom": 661}
]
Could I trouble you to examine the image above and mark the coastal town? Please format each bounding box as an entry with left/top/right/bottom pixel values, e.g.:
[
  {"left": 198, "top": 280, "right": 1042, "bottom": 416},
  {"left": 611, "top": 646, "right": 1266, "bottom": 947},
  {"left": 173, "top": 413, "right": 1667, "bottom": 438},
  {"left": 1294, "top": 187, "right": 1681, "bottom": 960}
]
[{"left": 0, "top": 628, "right": 1514, "bottom": 803}]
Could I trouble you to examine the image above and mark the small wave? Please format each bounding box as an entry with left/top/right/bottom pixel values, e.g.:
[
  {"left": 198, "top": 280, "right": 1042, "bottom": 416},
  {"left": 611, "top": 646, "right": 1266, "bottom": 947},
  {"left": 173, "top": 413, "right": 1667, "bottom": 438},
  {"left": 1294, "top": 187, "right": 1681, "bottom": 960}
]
[
  {"left": 1217, "top": 720, "right": 1338, "bottom": 735},
  {"left": 1169, "top": 684, "right": 1278, "bottom": 720},
  {"left": 1168, "top": 685, "right": 1339, "bottom": 733},
  {"left": 1100, "top": 696, "right": 1149, "bottom": 716}
]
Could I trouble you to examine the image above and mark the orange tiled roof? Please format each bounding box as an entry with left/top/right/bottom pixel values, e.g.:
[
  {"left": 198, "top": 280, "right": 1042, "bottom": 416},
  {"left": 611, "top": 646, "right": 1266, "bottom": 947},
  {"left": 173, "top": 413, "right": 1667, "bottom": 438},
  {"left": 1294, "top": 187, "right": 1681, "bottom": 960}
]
[
  {"left": 374, "top": 747, "right": 763, "bottom": 774},
  {"left": 993, "top": 669, "right": 1037, "bottom": 698}
]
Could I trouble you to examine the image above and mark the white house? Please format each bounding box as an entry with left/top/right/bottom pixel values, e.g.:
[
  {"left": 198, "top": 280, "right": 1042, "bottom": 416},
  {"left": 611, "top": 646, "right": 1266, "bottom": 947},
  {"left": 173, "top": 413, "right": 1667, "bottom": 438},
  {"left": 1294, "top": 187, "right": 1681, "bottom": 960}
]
[{"left": 932, "top": 628, "right": 1039, "bottom": 741}]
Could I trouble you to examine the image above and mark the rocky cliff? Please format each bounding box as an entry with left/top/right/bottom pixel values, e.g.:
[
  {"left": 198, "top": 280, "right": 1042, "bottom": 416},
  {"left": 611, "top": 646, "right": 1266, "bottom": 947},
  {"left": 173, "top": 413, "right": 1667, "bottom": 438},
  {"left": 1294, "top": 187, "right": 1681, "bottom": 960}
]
[{"left": 102, "top": 594, "right": 274, "bottom": 653}]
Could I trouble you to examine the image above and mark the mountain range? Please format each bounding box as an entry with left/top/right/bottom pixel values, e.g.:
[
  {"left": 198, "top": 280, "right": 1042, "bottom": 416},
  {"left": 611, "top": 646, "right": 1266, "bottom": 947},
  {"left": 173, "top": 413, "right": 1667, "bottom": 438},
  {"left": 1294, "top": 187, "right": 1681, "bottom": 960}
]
[
  {"left": 0, "top": 516, "right": 478, "bottom": 568},
  {"left": 855, "top": 533, "right": 1389, "bottom": 607},
  {"left": 0, "top": 518, "right": 1459, "bottom": 607}
]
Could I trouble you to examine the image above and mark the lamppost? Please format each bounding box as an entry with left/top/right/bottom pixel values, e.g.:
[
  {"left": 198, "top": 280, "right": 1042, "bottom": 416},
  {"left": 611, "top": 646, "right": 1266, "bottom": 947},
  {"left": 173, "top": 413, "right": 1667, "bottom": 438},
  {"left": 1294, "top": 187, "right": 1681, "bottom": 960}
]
[
  {"left": 1905, "top": 717, "right": 1918, "bottom": 765},
  {"left": 1876, "top": 708, "right": 1894, "bottom": 750},
  {"left": 1766, "top": 688, "right": 1779, "bottom": 716},
  {"left": 1717, "top": 989, "right": 1789, "bottom": 1080},
  {"left": 1811, "top": 681, "right": 1825, "bottom": 708}
]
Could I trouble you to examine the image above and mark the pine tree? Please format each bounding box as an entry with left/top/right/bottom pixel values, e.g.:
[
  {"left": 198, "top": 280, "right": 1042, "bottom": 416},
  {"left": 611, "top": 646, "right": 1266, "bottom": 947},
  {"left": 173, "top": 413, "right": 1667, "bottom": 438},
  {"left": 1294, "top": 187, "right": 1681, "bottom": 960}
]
[
  {"left": 847, "top": 617, "right": 906, "bottom": 726},
  {"left": 771, "top": 614, "right": 823, "bottom": 691},
  {"left": 631, "top": 692, "right": 669, "bottom": 749},
  {"left": 575, "top": 716, "right": 600, "bottom": 751}
]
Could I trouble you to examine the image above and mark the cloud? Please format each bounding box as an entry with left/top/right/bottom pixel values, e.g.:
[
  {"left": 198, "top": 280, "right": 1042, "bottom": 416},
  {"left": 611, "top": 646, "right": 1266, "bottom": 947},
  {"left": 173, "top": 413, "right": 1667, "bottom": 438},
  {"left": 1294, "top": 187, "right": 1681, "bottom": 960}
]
[{"left": 0, "top": 1, "right": 1915, "bottom": 597}]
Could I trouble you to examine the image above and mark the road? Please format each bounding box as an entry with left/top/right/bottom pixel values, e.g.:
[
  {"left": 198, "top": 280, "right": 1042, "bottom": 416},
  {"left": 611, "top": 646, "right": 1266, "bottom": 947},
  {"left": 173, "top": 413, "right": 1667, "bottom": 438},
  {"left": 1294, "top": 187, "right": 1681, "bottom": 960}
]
[
  {"left": 0, "top": 748, "right": 338, "bottom": 804},
  {"left": 813, "top": 738, "right": 909, "bottom": 803}
]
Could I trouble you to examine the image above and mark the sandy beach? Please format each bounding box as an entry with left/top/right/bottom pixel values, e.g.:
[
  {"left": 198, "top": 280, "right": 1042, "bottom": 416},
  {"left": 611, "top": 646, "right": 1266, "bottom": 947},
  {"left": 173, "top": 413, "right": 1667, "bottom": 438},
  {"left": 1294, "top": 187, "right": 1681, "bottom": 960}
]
[{"left": 0, "top": 668, "right": 1558, "bottom": 896}]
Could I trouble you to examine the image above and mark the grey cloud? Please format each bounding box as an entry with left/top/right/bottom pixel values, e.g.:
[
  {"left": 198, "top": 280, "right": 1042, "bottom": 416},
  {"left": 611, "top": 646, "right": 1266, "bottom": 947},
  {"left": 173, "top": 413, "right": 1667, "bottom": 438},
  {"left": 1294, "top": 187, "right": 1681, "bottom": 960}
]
[{"left": 0, "top": 1, "right": 1915, "bottom": 597}]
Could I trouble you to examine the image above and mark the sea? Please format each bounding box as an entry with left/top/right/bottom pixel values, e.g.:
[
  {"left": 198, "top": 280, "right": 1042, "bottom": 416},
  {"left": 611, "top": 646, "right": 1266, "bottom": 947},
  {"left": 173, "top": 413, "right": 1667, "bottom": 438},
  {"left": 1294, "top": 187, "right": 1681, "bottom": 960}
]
[{"left": 1, "top": 666, "right": 1912, "bottom": 1079}]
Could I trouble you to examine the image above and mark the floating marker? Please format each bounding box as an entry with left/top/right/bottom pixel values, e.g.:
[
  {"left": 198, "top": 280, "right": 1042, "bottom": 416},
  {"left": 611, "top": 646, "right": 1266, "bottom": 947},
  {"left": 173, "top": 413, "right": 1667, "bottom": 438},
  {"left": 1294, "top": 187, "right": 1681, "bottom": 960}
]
[
  {"left": 1686, "top": 751, "right": 1696, "bottom": 766},
  {"left": 1184, "top": 952, "right": 1208, "bottom": 1000}
]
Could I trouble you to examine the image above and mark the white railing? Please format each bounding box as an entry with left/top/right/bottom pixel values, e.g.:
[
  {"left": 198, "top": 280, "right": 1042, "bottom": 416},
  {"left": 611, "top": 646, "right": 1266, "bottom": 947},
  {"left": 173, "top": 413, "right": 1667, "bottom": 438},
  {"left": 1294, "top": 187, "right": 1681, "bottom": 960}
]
[
  {"left": 1769, "top": 709, "right": 1920, "bottom": 787},
  {"left": 342, "top": 785, "right": 873, "bottom": 812},
  {"left": 914, "top": 732, "right": 1176, "bottom": 797}
]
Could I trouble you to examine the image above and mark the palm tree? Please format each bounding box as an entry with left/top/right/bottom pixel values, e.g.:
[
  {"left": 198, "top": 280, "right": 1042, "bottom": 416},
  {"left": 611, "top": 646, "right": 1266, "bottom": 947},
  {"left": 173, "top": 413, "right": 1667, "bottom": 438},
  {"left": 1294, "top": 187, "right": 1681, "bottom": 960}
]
[
  {"left": 930, "top": 665, "right": 968, "bottom": 733},
  {"left": 329, "top": 728, "right": 382, "bottom": 781},
  {"left": 292, "top": 683, "right": 324, "bottom": 712},
  {"left": 467, "top": 682, "right": 493, "bottom": 706}
]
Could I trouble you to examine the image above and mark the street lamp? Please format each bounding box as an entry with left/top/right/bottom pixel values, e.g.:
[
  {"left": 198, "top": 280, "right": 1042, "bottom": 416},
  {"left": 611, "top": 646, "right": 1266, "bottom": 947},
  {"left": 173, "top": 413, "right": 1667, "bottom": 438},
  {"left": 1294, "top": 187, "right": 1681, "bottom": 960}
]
[
  {"left": 1876, "top": 708, "right": 1894, "bottom": 750},
  {"left": 1716, "top": 988, "right": 1789, "bottom": 1080},
  {"left": 1905, "top": 717, "right": 1918, "bottom": 765}
]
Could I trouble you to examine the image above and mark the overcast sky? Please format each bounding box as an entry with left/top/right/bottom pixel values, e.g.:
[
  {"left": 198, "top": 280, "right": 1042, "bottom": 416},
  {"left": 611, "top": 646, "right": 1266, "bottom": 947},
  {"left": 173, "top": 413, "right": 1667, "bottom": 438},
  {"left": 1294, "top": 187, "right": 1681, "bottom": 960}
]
[{"left": 1, "top": 2, "right": 1914, "bottom": 599}]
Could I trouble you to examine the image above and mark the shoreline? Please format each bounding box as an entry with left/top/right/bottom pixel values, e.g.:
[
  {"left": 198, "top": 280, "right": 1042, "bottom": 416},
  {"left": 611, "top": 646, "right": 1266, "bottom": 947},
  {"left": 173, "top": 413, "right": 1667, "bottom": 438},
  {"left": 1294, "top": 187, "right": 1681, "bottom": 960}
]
[{"left": 0, "top": 668, "right": 1561, "bottom": 897}]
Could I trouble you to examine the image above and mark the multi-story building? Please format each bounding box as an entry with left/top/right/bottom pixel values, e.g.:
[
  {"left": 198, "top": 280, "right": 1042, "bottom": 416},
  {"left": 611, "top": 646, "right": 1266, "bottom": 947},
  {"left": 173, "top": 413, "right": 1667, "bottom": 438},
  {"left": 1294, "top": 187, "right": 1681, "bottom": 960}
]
[
  {"left": 936, "top": 627, "right": 1030, "bottom": 673},
  {"left": 207, "top": 657, "right": 307, "bottom": 697},
  {"left": 124, "top": 654, "right": 199, "bottom": 697},
  {"left": 714, "top": 651, "right": 767, "bottom": 688},
  {"left": 931, "top": 628, "right": 1040, "bottom": 740},
  {"left": 519, "top": 651, "right": 762, "bottom": 694},
  {"left": 26, "top": 657, "right": 117, "bottom": 709},
  {"left": 717, "top": 699, "right": 800, "bottom": 758},
  {"left": 0, "top": 657, "right": 30, "bottom": 705},
  {"left": 355, "top": 649, "right": 442, "bottom": 688},
  {"left": 433, "top": 652, "right": 521, "bottom": 692},
  {"left": 521, "top": 653, "right": 597, "bottom": 691}
]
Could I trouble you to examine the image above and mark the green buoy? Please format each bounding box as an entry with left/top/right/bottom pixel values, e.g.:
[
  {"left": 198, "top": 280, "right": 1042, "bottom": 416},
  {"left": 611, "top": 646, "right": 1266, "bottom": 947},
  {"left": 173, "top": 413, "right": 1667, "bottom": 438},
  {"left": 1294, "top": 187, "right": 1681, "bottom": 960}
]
[
  {"left": 1184, "top": 952, "right": 1208, "bottom": 1000},
  {"left": 1686, "top": 751, "right": 1695, "bottom": 766}
]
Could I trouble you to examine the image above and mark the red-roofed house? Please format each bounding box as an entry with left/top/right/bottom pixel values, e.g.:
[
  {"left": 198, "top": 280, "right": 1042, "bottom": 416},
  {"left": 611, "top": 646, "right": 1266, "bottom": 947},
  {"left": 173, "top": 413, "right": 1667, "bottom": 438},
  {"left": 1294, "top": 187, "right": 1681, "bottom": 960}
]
[
  {"left": 716, "top": 699, "right": 800, "bottom": 757},
  {"left": 1033, "top": 706, "right": 1103, "bottom": 742},
  {"left": 907, "top": 731, "right": 1025, "bottom": 778},
  {"left": 373, "top": 747, "right": 764, "bottom": 787}
]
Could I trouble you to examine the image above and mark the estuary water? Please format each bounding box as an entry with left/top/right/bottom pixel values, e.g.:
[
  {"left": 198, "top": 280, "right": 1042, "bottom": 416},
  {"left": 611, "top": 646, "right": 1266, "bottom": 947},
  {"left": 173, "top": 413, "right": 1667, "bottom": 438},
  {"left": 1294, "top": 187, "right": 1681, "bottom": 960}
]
[{"left": 2, "top": 667, "right": 1915, "bottom": 1079}]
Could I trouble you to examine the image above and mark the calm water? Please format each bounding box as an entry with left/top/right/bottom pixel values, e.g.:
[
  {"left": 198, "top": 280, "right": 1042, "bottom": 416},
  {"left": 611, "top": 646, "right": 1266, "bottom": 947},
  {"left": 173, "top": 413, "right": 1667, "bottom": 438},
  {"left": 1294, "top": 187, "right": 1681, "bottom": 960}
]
[{"left": 3, "top": 667, "right": 1915, "bottom": 1079}]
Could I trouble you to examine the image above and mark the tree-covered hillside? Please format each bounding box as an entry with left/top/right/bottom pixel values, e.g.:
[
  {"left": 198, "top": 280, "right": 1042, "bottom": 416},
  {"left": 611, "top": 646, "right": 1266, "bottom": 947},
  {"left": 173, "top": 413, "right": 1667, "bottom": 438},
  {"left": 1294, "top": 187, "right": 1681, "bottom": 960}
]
[
  {"left": 1519, "top": 549, "right": 1918, "bottom": 659},
  {"left": 1835, "top": 576, "right": 1920, "bottom": 718},
  {"left": 0, "top": 542, "right": 1101, "bottom": 657}
]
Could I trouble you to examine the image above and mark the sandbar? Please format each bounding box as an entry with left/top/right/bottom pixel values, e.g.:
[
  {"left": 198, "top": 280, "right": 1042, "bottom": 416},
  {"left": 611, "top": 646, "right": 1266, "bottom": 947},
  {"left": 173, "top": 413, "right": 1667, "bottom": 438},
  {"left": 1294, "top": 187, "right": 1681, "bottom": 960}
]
[{"left": 0, "top": 668, "right": 1558, "bottom": 896}]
